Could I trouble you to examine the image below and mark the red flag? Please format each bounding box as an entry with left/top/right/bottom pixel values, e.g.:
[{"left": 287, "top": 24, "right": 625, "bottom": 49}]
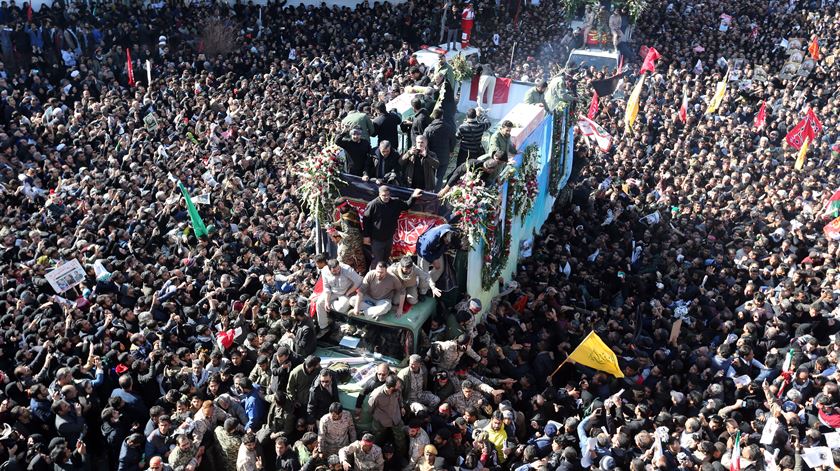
[
  {"left": 807, "top": 108, "right": 823, "bottom": 134},
  {"left": 26, "top": 3, "right": 32, "bottom": 22},
  {"left": 587, "top": 90, "right": 599, "bottom": 119},
  {"left": 678, "top": 92, "right": 688, "bottom": 123},
  {"left": 809, "top": 36, "right": 820, "bottom": 60},
  {"left": 639, "top": 47, "right": 661, "bottom": 74},
  {"left": 216, "top": 329, "right": 236, "bottom": 350},
  {"left": 308, "top": 276, "right": 324, "bottom": 318},
  {"left": 754, "top": 100, "right": 766, "bottom": 129},
  {"left": 468, "top": 76, "right": 512, "bottom": 104},
  {"left": 785, "top": 109, "right": 822, "bottom": 149},
  {"left": 126, "top": 48, "right": 135, "bottom": 87}
]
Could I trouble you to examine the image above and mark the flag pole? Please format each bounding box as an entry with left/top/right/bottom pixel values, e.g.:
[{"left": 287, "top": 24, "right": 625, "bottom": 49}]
[
  {"left": 548, "top": 357, "right": 570, "bottom": 379},
  {"left": 509, "top": 41, "right": 517, "bottom": 72}
]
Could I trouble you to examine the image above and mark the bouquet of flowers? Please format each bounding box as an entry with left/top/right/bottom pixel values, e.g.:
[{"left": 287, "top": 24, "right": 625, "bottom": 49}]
[
  {"left": 441, "top": 163, "right": 496, "bottom": 248},
  {"left": 297, "top": 144, "right": 346, "bottom": 224},
  {"left": 450, "top": 53, "right": 475, "bottom": 83}
]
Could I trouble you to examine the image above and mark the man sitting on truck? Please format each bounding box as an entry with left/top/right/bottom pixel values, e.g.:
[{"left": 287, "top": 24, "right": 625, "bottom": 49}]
[
  {"left": 316, "top": 259, "right": 363, "bottom": 338},
  {"left": 388, "top": 256, "right": 441, "bottom": 308},
  {"left": 350, "top": 261, "right": 405, "bottom": 318}
]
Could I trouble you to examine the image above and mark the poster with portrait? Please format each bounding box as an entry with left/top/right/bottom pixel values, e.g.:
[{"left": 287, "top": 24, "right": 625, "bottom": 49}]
[
  {"left": 787, "top": 48, "right": 805, "bottom": 64},
  {"left": 144, "top": 113, "right": 159, "bottom": 131},
  {"left": 752, "top": 66, "right": 769, "bottom": 82},
  {"left": 798, "top": 58, "right": 815, "bottom": 77},
  {"left": 45, "top": 259, "right": 87, "bottom": 293},
  {"left": 787, "top": 37, "right": 804, "bottom": 51},
  {"left": 779, "top": 62, "right": 799, "bottom": 81}
]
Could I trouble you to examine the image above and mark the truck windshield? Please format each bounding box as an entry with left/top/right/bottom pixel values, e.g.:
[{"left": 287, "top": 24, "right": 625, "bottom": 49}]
[
  {"left": 319, "top": 311, "right": 415, "bottom": 361},
  {"left": 567, "top": 53, "right": 618, "bottom": 72}
]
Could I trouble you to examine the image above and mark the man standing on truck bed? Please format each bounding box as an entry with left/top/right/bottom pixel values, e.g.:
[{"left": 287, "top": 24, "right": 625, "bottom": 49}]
[{"left": 363, "top": 186, "right": 423, "bottom": 269}]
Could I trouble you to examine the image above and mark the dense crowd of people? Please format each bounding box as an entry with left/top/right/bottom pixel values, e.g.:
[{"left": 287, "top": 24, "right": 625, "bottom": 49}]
[{"left": 0, "top": 0, "right": 839, "bottom": 469}]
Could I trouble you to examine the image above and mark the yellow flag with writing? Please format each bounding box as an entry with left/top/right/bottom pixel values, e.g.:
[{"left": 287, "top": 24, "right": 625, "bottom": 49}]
[
  {"left": 705, "top": 80, "right": 727, "bottom": 115},
  {"left": 795, "top": 136, "right": 810, "bottom": 171},
  {"left": 568, "top": 331, "right": 625, "bottom": 378},
  {"left": 624, "top": 74, "right": 646, "bottom": 134}
]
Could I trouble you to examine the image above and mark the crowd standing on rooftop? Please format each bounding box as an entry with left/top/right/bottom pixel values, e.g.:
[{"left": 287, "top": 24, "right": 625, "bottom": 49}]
[{"left": 0, "top": 0, "right": 839, "bottom": 469}]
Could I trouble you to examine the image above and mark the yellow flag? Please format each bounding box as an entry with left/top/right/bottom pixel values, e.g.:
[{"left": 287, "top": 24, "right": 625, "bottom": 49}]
[
  {"left": 624, "top": 74, "right": 646, "bottom": 134},
  {"left": 795, "top": 136, "right": 810, "bottom": 171},
  {"left": 705, "top": 80, "right": 727, "bottom": 115},
  {"left": 568, "top": 331, "right": 625, "bottom": 378}
]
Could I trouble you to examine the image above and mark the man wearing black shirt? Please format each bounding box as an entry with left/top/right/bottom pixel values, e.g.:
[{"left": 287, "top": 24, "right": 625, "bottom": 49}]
[
  {"left": 437, "top": 150, "right": 508, "bottom": 199},
  {"left": 372, "top": 102, "right": 401, "bottom": 150},
  {"left": 400, "top": 98, "right": 432, "bottom": 148},
  {"left": 401, "top": 135, "right": 439, "bottom": 192},
  {"left": 364, "top": 141, "right": 403, "bottom": 185},
  {"left": 363, "top": 186, "right": 423, "bottom": 269},
  {"left": 336, "top": 127, "right": 372, "bottom": 176}
]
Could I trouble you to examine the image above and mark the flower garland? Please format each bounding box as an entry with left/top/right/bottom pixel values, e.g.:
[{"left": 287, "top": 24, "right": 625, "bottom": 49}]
[
  {"left": 511, "top": 144, "right": 540, "bottom": 217},
  {"left": 297, "top": 144, "right": 346, "bottom": 224},
  {"left": 549, "top": 113, "right": 568, "bottom": 197},
  {"left": 441, "top": 162, "right": 496, "bottom": 248},
  {"left": 480, "top": 165, "right": 516, "bottom": 290}
]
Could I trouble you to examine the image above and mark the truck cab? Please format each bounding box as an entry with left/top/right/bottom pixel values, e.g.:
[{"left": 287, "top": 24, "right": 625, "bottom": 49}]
[
  {"left": 565, "top": 48, "right": 621, "bottom": 71},
  {"left": 315, "top": 298, "right": 436, "bottom": 431}
]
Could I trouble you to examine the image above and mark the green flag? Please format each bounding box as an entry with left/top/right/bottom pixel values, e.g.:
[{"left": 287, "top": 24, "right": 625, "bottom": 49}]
[{"left": 177, "top": 181, "right": 208, "bottom": 238}]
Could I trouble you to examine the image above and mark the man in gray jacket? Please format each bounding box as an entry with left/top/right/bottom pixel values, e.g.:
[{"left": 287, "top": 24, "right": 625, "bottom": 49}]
[{"left": 368, "top": 375, "right": 406, "bottom": 456}]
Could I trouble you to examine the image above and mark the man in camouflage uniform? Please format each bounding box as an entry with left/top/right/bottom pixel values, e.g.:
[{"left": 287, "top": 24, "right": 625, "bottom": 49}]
[
  {"left": 339, "top": 433, "right": 384, "bottom": 471},
  {"left": 405, "top": 420, "right": 430, "bottom": 470},
  {"left": 318, "top": 402, "right": 357, "bottom": 457},
  {"left": 214, "top": 417, "right": 242, "bottom": 471},
  {"left": 444, "top": 379, "right": 486, "bottom": 416},
  {"left": 427, "top": 334, "right": 479, "bottom": 371},
  {"left": 398, "top": 354, "right": 440, "bottom": 412}
]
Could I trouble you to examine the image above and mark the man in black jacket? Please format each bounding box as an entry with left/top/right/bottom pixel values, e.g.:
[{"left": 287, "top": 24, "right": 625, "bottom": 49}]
[
  {"left": 400, "top": 98, "right": 431, "bottom": 148},
  {"left": 438, "top": 150, "right": 508, "bottom": 199},
  {"left": 363, "top": 186, "right": 423, "bottom": 268},
  {"left": 364, "top": 141, "right": 402, "bottom": 185},
  {"left": 444, "top": 4, "right": 460, "bottom": 51},
  {"left": 306, "top": 369, "right": 339, "bottom": 423},
  {"left": 423, "top": 109, "right": 458, "bottom": 189},
  {"left": 400, "top": 135, "right": 439, "bottom": 192},
  {"left": 292, "top": 307, "right": 316, "bottom": 357},
  {"left": 372, "top": 102, "right": 401, "bottom": 150},
  {"left": 274, "top": 436, "right": 301, "bottom": 471},
  {"left": 336, "top": 127, "right": 372, "bottom": 176}
]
